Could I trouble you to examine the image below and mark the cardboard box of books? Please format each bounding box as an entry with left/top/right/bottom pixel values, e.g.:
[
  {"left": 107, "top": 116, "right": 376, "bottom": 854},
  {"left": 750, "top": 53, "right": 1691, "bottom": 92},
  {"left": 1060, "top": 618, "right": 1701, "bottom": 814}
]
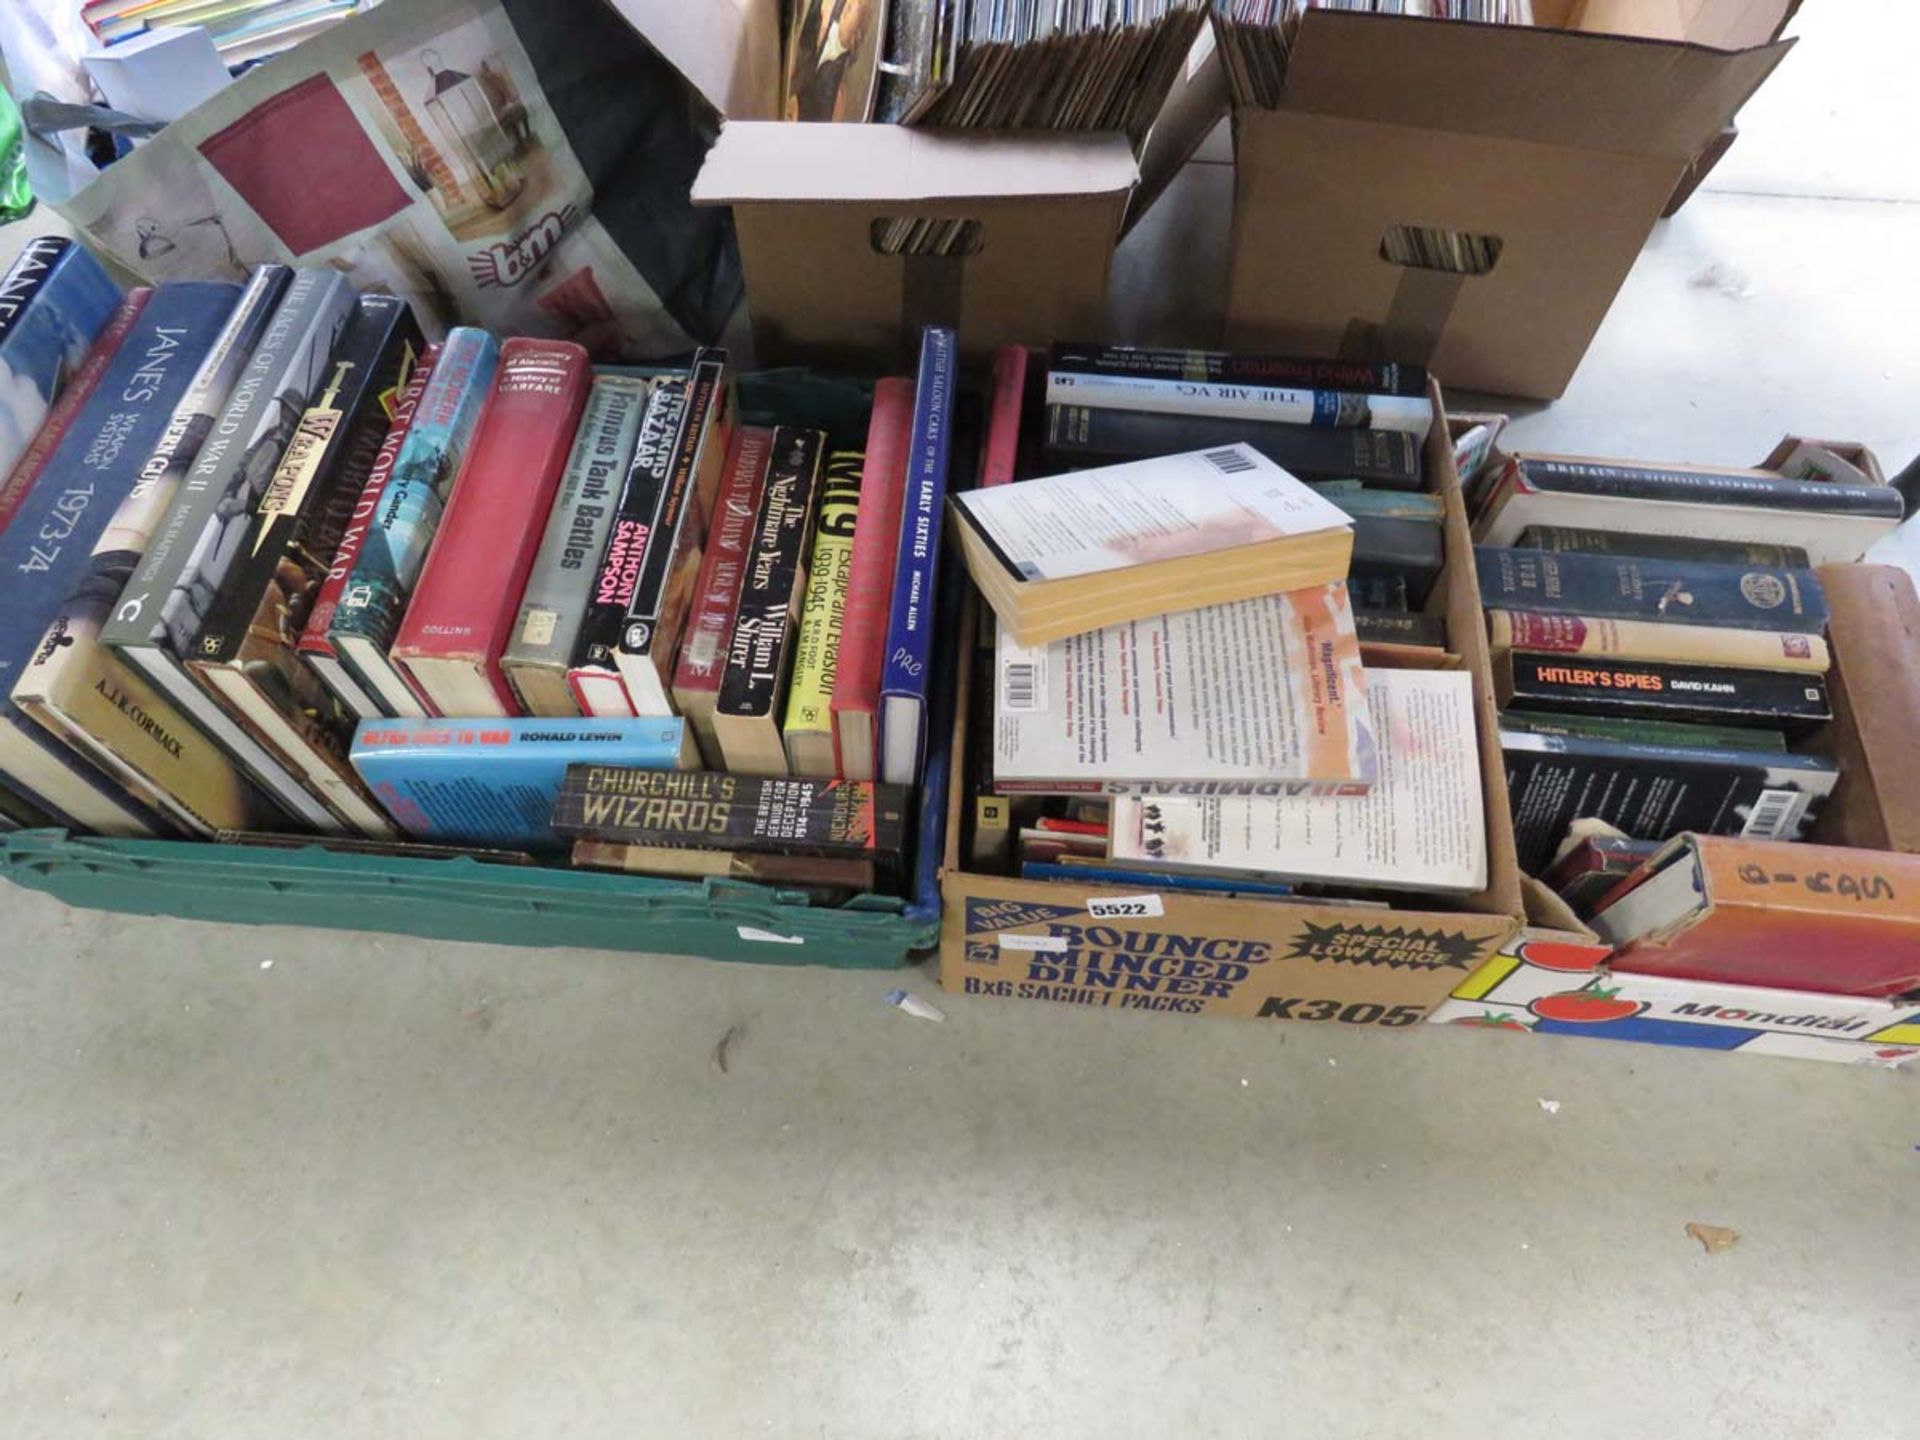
[
  {"left": 938, "top": 379, "right": 1537, "bottom": 1027},
  {"left": 693, "top": 124, "right": 1137, "bottom": 372},
  {"left": 1218, "top": 4, "right": 1797, "bottom": 399},
  {"left": 1807, "top": 565, "right": 1920, "bottom": 854}
]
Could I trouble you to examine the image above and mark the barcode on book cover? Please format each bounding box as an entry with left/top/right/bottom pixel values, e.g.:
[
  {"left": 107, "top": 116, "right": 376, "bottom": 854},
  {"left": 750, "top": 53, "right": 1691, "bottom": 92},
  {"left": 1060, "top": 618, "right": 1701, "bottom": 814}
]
[
  {"left": 1742, "top": 788, "right": 1809, "bottom": 841},
  {"left": 1203, "top": 446, "right": 1256, "bottom": 475},
  {"left": 999, "top": 627, "right": 1047, "bottom": 713},
  {"left": 1003, "top": 663, "right": 1039, "bottom": 711}
]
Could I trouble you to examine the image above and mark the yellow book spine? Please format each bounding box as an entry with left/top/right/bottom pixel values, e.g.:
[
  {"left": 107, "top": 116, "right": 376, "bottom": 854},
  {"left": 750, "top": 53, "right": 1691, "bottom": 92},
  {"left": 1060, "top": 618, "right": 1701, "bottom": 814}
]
[{"left": 782, "top": 452, "right": 863, "bottom": 752}]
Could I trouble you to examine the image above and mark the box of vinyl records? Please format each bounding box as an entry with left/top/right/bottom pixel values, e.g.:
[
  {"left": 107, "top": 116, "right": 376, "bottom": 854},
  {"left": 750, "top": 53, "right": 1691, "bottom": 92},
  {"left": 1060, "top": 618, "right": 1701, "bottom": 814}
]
[
  {"left": 938, "top": 377, "right": 1538, "bottom": 1027},
  {"left": 1218, "top": 4, "right": 1797, "bottom": 398},
  {"left": 691, "top": 123, "right": 1138, "bottom": 372}
]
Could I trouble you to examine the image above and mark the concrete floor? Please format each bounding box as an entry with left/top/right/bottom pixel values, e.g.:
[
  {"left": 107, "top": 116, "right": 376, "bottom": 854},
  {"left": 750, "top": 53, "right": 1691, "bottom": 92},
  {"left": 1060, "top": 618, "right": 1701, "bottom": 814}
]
[{"left": 4, "top": 5, "right": 1919, "bottom": 1438}]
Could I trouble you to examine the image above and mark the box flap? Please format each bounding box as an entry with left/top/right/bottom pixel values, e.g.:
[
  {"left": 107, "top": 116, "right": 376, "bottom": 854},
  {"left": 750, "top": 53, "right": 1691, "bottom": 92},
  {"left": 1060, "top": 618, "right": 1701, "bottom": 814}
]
[
  {"left": 693, "top": 124, "right": 1140, "bottom": 206},
  {"left": 605, "top": 0, "right": 781, "bottom": 119},
  {"left": 1280, "top": 11, "right": 1793, "bottom": 162}
]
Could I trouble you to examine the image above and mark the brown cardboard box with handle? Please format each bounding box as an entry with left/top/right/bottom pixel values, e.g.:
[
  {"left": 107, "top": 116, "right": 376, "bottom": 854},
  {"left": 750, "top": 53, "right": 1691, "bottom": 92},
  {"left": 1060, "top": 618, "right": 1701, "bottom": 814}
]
[
  {"left": 1223, "top": 3, "right": 1797, "bottom": 399},
  {"left": 938, "top": 382, "right": 1537, "bottom": 1030}
]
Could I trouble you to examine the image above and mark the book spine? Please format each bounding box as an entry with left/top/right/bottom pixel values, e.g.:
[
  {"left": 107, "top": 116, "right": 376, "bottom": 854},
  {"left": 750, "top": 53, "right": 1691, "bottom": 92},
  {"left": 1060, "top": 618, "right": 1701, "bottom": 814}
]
[
  {"left": 716, "top": 426, "right": 826, "bottom": 725},
  {"left": 1476, "top": 547, "right": 1830, "bottom": 634},
  {"left": 878, "top": 327, "right": 957, "bottom": 784},
  {"left": 783, "top": 449, "right": 862, "bottom": 772},
  {"left": 325, "top": 326, "right": 500, "bottom": 656},
  {"left": 1516, "top": 457, "right": 1903, "bottom": 518},
  {"left": 830, "top": 378, "right": 916, "bottom": 778},
  {"left": 0, "top": 287, "right": 151, "bottom": 536},
  {"left": 980, "top": 346, "right": 1028, "bottom": 488},
  {"left": 1503, "top": 708, "right": 1789, "bottom": 753},
  {"left": 0, "top": 236, "right": 69, "bottom": 348},
  {"left": 1512, "top": 524, "right": 1811, "bottom": 569},
  {"left": 1044, "top": 369, "right": 1433, "bottom": 437},
  {"left": 566, "top": 376, "right": 688, "bottom": 702},
  {"left": 0, "top": 241, "right": 122, "bottom": 486},
  {"left": 1354, "top": 608, "right": 1446, "bottom": 647},
  {"left": 550, "top": 766, "right": 906, "bottom": 861},
  {"left": 297, "top": 342, "right": 439, "bottom": 665},
  {"left": 1045, "top": 342, "right": 1427, "bottom": 398},
  {"left": 392, "top": 338, "right": 592, "bottom": 711},
  {"left": 504, "top": 374, "right": 651, "bottom": 694},
  {"left": 1351, "top": 516, "right": 1442, "bottom": 607},
  {"left": 671, "top": 425, "right": 772, "bottom": 742},
  {"left": 613, "top": 351, "right": 731, "bottom": 715},
  {"left": 1043, "top": 403, "right": 1422, "bottom": 487},
  {"left": 1490, "top": 610, "right": 1831, "bottom": 674},
  {"left": 1498, "top": 654, "right": 1831, "bottom": 729}
]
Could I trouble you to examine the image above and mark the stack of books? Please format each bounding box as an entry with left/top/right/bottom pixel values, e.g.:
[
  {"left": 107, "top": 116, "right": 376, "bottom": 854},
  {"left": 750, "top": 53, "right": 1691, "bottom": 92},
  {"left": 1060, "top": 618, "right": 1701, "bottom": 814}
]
[
  {"left": 84, "top": 0, "right": 367, "bottom": 72},
  {"left": 951, "top": 341, "right": 1490, "bottom": 904},
  {"left": 0, "top": 234, "right": 950, "bottom": 903},
  {"left": 1471, "top": 448, "right": 1907, "bottom": 891}
]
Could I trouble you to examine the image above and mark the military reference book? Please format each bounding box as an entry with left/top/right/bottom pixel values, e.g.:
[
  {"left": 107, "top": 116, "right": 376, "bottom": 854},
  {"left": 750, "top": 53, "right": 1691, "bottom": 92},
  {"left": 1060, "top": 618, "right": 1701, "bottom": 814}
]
[{"left": 1476, "top": 548, "right": 1829, "bottom": 634}]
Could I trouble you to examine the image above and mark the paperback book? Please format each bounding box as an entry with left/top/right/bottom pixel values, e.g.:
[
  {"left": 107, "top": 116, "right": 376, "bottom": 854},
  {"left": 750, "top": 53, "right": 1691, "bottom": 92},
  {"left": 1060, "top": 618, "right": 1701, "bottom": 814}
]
[
  {"left": 1495, "top": 652, "right": 1831, "bottom": 731},
  {"left": 782, "top": 448, "right": 863, "bottom": 777}
]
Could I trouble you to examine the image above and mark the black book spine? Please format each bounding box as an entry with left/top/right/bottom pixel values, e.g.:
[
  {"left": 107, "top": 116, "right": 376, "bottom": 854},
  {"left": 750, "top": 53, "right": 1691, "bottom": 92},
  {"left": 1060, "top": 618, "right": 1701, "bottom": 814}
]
[
  {"left": 1500, "top": 731, "right": 1837, "bottom": 874},
  {"left": 1475, "top": 547, "right": 1830, "bottom": 634},
  {"left": 1500, "top": 653, "right": 1831, "bottom": 730},
  {"left": 619, "top": 351, "right": 726, "bottom": 647},
  {"left": 1513, "top": 525, "right": 1812, "bottom": 569},
  {"left": 551, "top": 766, "right": 907, "bottom": 860},
  {"left": 1353, "top": 607, "right": 1446, "bottom": 647},
  {"left": 1046, "top": 343, "right": 1428, "bottom": 398},
  {"left": 1043, "top": 404, "right": 1421, "bottom": 488},
  {"left": 1351, "top": 516, "right": 1442, "bottom": 607},
  {"left": 570, "top": 377, "right": 686, "bottom": 668},
  {"left": 717, "top": 426, "right": 825, "bottom": 721},
  {"left": 0, "top": 236, "right": 69, "bottom": 346},
  {"left": 1516, "top": 458, "right": 1903, "bottom": 519}
]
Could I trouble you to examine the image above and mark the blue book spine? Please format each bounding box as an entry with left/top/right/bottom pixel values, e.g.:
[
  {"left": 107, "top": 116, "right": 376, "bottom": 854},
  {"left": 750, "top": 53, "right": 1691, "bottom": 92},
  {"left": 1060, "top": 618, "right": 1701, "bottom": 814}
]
[
  {"left": 1019, "top": 862, "right": 1297, "bottom": 899},
  {"left": 0, "top": 282, "right": 242, "bottom": 827},
  {"left": 349, "top": 715, "right": 692, "bottom": 850},
  {"left": 0, "top": 237, "right": 123, "bottom": 483},
  {"left": 877, "top": 325, "right": 956, "bottom": 787},
  {"left": 330, "top": 326, "right": 500, "bottom": 648}
]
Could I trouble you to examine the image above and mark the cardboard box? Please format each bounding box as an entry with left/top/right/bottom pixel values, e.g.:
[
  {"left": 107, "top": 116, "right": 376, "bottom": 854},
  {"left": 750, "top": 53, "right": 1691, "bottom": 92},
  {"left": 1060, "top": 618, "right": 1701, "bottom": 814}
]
[
  {"left": 693, "top": 124, "right": 1137, "bottom": 371},
  {"left": 1432, "top": 907, "right": 1920, "bottom": 1069},
  {"left": 1808, "top": 564, "right": 1920, "bottom": 853},
  {"left": 1222, "top": 5, "right": 1796, "bottom": 398},
  {"left": 937, "top": 381, "right": 1535, "bottom": 1028}
]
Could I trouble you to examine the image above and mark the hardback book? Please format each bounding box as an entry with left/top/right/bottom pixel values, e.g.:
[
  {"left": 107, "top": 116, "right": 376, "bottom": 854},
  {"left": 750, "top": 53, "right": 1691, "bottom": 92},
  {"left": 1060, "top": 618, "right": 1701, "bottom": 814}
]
[
  {"left": 1353, "top": 606, "right": 1446, "bottom": 649},
  {"left": 992, "top": 582, "right": 1376, "bottom": 796},
  {"left": 1501, "top": 729, "right": 1838, "bottom": 874},
  {"left": 714, "top": 426, "right": 826, "bottom": 775},
  {"left": 1544, "top": 833, "right": 1664, "bottom": 915},
  {"left": 1044, "top": 360, "right": 1433, "bottom": 439},
  {"left": 879, "top": 326, "right": 958, "bottom": 789},
  {"left": 1476, "top": 548, "right": 1829, "bottom": 634},
  {"left": 0, "top": 236, "right": 123, "bottom": 490},
  {"left": 502, "top": 373, "right": 653, "bottom": 716},
  {"left": 980, "top": 345, "right": 1029, "bottom": 489},
  {"left": 1474, "top": 454, "right": 1902, "bottom": 564},
  {"left": 1591, "top": 834, "right": 1920, "bottom": 999},
  {"left": 296, "top": 342, "right": 438, "bottom": 720},
  {"left": 1314, "top": 486, "right": 1444, "bottom": 521},
  {"left": 1107, "top": 668, "right": 1486, "bottom": 895},
  {"left": 1512, "top": 525, "right": 1810, "bottom": 570},
  {"left": 1500, "top": 709, "right": 1789, "bottom": 754},
  {"left": 951, "top": 442, "right": 1355, "bottom": 646},
  {"left": 611, "top": 348, "right": 734, "bottom": 717},
  {"left": 671, "top": 425, "right": 773, "bottom": 765},
  {"left": 1044, "top": 403, "right": 1425, "bottom": 490},
  {"left": 186, "top": 294, "right": 424, "bottom": 837},
  {"left": 782, "top": 448, "right": 863, "bottom": 776},
  {"left": 1046, "top": 344, "right": 1428, "bottom": 398},
  {"left": 1351, "top": 515, "right": 1442, "bottom": 608},
  {"left": 391, "top": 338, "right": 593, "bottom": 717},
  {"left": 829, "top": 377, "right": 914, "bottom": 783},
  {"left": 12, "top": 270, "right": 336, "bottom": 835},
  {"left": 566, "top": 376, "right": 687, "bottom": 716},
  {"left": 1, "top": 285, "right": 150, "bottom": 540},
  {"left": 0, "top": 282, "right": 245, "bottom": 834},
  {"left": 1494, "top": 652, "right": 1831, "bottom": 732},
  {"left": 1488, "top": 610, "right": 1831, "bottom": 675},
  {"left": 325, "top": 326, "right": 500, "bottom": 716},
  {"left": 349, "top": 714, "right": 694, "bottom": 851},
  {"left": 1806, "top": 565, "right": 1920, "bottom": 854},
  {"left": 569, "top": 838, "right": 877, "bottom": 896},
  {"left": 102, "top": 267, "right": 355, "bottom": 824},
  {"left": 550, "top": 767, "right": 909, "bottom": 870}
]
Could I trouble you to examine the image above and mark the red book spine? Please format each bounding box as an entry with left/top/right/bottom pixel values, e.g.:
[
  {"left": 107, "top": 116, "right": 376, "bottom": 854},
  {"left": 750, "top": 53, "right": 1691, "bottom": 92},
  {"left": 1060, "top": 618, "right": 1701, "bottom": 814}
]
[
  {"left": 0, "top": 287, "right": 151, "bottom": 535},
  {"left": 392, "top": 337, "right": 591, "bottom": 711},
  {"left": 980, "top": 344, "right": 1028, "bottom": 488},
  {"left": 672, "top": 425, "right": 773, "bottom": 705},
  {"left": 829, "top": 377, "right": 916, "bottom": 777},
  {"left": 298, "top": 343, "right": 441, "bottom": 660}
]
